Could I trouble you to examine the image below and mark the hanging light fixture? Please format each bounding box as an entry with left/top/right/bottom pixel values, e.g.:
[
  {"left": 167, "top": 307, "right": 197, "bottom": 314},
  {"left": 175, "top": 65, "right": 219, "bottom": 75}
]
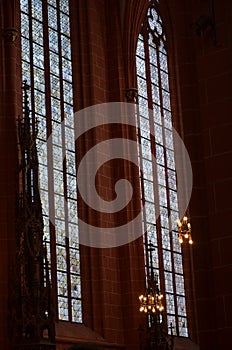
[
  {"left": 138, "top": 241, "right": 174, "bottom": 350},
  {"left": 139, "top": 275, "right": 164, "bottom": 315},
  {"left": 177, "top": 216, "right": 193, "bottom": 244},
  {"left": 139, "top": 241, "right": 164, "bottom": 321}
]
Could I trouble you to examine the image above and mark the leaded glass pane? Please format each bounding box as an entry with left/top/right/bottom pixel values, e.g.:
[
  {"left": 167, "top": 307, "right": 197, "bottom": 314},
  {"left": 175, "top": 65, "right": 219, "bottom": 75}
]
[
  {"left": 60, "top": 1, "right": 69, "bottom": 14},
  {"left": 50, "top": 74, "right": 60, "bottom": 99},
  {"left": 52, "top": 121, "right": 62, "bottom": 145},
  {"left": 22, "top": 60, "right": 31, "bottom": 83},
  {"left": 169, "top": 190, "right": 178, "bottom": 211},
  {"left": 137, "top": 76, "right": 148, "bottom": 99},
  {"left": 136, "top": 56, "right": 146, "bottom": 77},
  {"left": 143, "top": 180, "right": 154, "bottom": 203},
  {"left": 168, "top": 169, "right": 177, "bottom": 190},
  {"left": 71, "top": 274, "right": 81, "bottom": 298},
  {"left": 54, "top": 169, "right": 64, "bottom": 194},
  {"left": 32, "top": 19, "right": 43, "bottom": 45},
  {"left": 60, "top": 13, "right": 70, "bottom": 36},
  {"left": 50, "top": 52, "right": 60, "bottom": 76},
  {"left": 55, "top": 194, "right": 65, "bottom": 220},
  {"left": 33, "top": 67, "right": 45, "bottom": 92},
  {"left": 150, "top": 246, "right": 159, "bottom": 269},
  {"left": 70, "top": 249, "right": 80, "bottom": 274},
  {"left": 72, "top": 299, "right": 82, "bottom": 323},
  {"left": 40, "top": 189, "right": 49, "bottom": 215},
  {"left": 145, "top": 201, "right": 156, "bottom": 224},
  {"left": 63, "top": 80, "right": 73, "bottom": 104},
  {"left": 53, "top": 145, "right": 63, "bottom": 170},
  {"left": 173, "top": 253, "right": 183, "bottom": 274},
  {"left": 159, "top": 50, "right": 168, "bottom": 72},
  {"left": 150, "top": 65, "right": 159, "bottom": 85},
  {"left": 160, "top": 207, "right": 169, "bottom": 228},
  {"left": 56, "top": 219, "right": 66, "bottom": 244},
  {"left": 146, "top": 223, "right": 158, "bottom": 245},
  {"left": 31, "top": 0, "right": 43, "bottom": 20},
  {"left": 39, "top": 165, "right": 48, "bottom": 190},
  {"left": 68, "top": 199, "right": 78, "bottom": 224},
  {"left": 163, "top": 249, "right": 172, "bottom": 271},
  {"left": 142, "top": 159, "right": 153, "bottom": 181},
  {"left": 49, "top": 28, "right": 59, "bottom": 53},
  {"left": 163, "top": 109, "right": 172, "bottom": 130},
  {"left": 166, "top": 293, "right": 175, "bottom": 314},
  {"left": 67, "top": 174, "right": 77, "bottom": 200},
  {"left": 57, "top": 272, "right": 68, "bottom": 297},
  {"left": 65, "top": 126, "right": 75, "bottom": 151},
  {"left": 151, "top": 83, "right": 160, "bottom": 105},
  {"left": 137, "top": 38, "right": 145, "bottom": 58},
  {"left": 148, "top": 41, "right": 158, "bottom": 65},
  {"left": 165, "top": 127, "right": 174, "bottom": 150},
  {"left": 141, "top": 138, "right": 152, "bottom": 160},
  {"left": 175, "top": 274, "right": 185, "bottom": 296},
  {"left": 61, "top": 34, "right": 71, "bottom": 59},
  {"left": 34, "top": 89, "right": 46, "bottom": 115},
  {"left": 66, "top": 150, "right": 76, "bottom": 175},
  {"left": 157, "top": 164, "right": 165, "bottom": 186},
  {"left": 167, "top": 315, "right": 177, "bottom": 335},
  {"left": 138, "top": 96, "right": 149, "bottom": 118},
  {"left": 154, "top": 124, "right": 163, "bottom": 145},
  {"left": 48, "top": 5, "right": 58, "bottom": 29},
  {"left": 69, "top": 223, "right": 79, "bottom": 248},
  {"left": 153, "top": 103, "right": 162, "bottom": 124},
  {"left": 160, "top": 70, "right": 169, "bottom": 92},
  {"left": 21, "top": 0, "right": 28, "bottom": 12},
  {"left": 158, "top": 185, "right": 167, "bottom": 206},
  {"left": 56, "top": 245, "right": 67, "bottom": 271},
  {"left": 62, "top": 59, "right": 72, "bottom": 82},
  {"left": 164, "top": 271, "right": 173, "bottom": 293},
  {"left": 166, "top": 148, "right": 175, "bottom": 169},
  {"left": 162, "top": 90, "right": 171, "bottom": 110},
  {"left": 58, "top": 296, "right": 69, "bottom": 321},
  {"left": 172, "top": 230, "right": 182, "bottom": 253},
  {"left": 140, "top": 117, "right": 151, "bottom": 139},
  {"left": 179, "top": 317, "right": 188, "bottom": 337},
  {"left": 21, "top": 12, "right": 29, "bottom": 36},
  {"left": 51, "top": 97, "right": 61, "bottom": 121},
  {"left": 161, "top": 228, "right": 170, "bottom": 250}
]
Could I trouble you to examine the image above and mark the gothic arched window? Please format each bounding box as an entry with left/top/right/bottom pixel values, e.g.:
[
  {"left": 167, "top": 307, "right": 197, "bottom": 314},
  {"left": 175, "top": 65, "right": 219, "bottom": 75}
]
[
  {"left": 20, "top": 0, "right": 82, "bottom": 322},
  {"left": 136, "top": 1, "right": 188, "bottom": 336}
]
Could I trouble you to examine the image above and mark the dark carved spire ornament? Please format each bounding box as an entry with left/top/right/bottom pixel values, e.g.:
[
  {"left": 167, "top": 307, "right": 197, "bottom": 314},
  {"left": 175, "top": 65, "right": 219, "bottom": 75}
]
[{"left": 11, "top": 81, "right": 56, "bottom": 350}]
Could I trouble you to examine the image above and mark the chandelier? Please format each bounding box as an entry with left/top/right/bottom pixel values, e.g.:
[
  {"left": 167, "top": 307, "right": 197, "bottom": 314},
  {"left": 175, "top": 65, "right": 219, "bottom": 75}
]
[
  {"left": 138, "top": 241, "right": 174, "bottom": 350},
  {"left": 177, "top": 216, "right": 193, "bottom": 244},
  {"left": 139, "top": 276, "right": 164, "bottom": 315}
]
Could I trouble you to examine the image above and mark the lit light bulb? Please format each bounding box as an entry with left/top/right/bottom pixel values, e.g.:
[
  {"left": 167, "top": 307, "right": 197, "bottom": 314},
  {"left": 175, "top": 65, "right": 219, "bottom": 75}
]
[
  {"left": 184, "top": 233, "right": 189, "bottom": 238},
  {"left": 189, "top": 238, "right": 193, "bottom": 244},
  {"left": 183, "top": 216, "right": 187, "bottom": 222},
  {"left": 140, "top": 306, "right": 144, "bottom": 312},
  {"left": 179, "top": 237, "right": 183, "bottom": 244}
]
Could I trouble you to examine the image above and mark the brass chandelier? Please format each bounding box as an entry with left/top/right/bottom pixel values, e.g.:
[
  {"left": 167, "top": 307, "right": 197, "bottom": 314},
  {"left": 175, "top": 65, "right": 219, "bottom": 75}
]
[
  {"left": 177, "top": 216, "right": 193, "bottom": 245},
  {"left": 139, "top": 276, "right": 164, "bottom": 315}
]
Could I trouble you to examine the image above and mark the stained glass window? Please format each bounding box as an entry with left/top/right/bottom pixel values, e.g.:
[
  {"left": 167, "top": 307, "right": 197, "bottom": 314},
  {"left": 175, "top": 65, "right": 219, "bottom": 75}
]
[
  {"left": 136, "top": 0, "right": 188, "bottom": 337},
  {"left": 20, "top": 0, "right": 82, "bottom": 323}
]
